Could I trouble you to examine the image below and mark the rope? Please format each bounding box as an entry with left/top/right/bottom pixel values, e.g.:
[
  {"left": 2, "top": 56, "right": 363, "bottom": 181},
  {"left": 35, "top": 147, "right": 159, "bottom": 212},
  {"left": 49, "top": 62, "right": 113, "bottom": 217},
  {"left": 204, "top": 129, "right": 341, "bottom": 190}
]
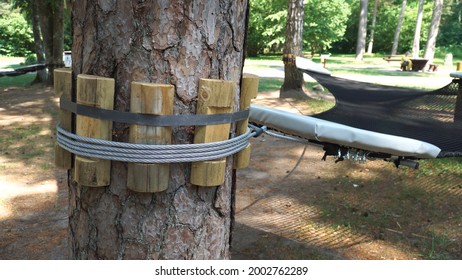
[{"left": 56, "top": 125, "right": 255, "bottom": 163}]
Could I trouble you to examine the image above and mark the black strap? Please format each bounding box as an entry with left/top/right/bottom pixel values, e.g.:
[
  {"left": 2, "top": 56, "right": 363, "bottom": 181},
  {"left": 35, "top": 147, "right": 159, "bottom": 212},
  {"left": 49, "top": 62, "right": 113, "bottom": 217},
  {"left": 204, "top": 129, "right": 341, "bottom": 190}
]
[{"left": 60, "top": 98, "right": 249, "bottom": 127}]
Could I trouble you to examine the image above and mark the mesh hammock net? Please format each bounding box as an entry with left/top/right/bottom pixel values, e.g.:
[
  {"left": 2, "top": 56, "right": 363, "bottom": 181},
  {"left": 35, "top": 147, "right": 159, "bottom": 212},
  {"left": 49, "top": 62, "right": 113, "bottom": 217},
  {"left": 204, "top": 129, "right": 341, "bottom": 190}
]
[{"left": 302, "top": 69, "right": 462, "bottom": 158}]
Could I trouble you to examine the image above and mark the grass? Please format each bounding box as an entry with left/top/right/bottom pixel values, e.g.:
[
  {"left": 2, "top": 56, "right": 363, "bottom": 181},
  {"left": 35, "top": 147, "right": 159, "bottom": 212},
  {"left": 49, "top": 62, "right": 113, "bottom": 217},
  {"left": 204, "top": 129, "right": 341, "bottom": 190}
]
[
  {"left": 0, "top": 57, "right": 35, "bottom": 88},
  {"left": 2, "top": 54, "right": 461, "bottom": 260},
  {"left": 258, "top": 77, "right": 283, "bottom": 92},
  {"left": 0, "top": 73, "right": 36, "bottom": 88},
  {"left": 246, "top": 53, "right": 458, "bottom": 82},
  {"left": 417, "top": 158, "right": 462, "bottom": 177}
]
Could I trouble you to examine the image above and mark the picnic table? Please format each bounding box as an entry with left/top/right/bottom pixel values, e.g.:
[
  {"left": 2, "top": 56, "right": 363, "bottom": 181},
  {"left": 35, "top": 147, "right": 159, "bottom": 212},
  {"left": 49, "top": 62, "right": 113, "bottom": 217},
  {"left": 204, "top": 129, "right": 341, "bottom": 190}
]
[
  {"left": 410, "top": 58, "right": 428, "bottom": 71},
  {"left": 383, "top": 55, "right": 402, "bottom": 62}
]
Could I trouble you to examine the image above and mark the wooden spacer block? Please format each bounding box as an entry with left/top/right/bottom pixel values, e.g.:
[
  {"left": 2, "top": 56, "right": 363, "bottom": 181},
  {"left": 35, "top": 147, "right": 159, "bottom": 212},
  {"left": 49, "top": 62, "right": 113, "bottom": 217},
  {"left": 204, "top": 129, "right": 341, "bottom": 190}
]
[
  {"left": 53, "top": 68, "right": 73, "bottom": 169},
  {"left": 74, "top": 74, "right": 114, "bottom": 187},
  {"left": 190, "top": 79, "right": 235, "bottom": 187},
  {"left": 127, "top": 82, "right": 174, "bottom": 193},
  {"left": 233, "top": 74, "right": 259, "bottom": 169}
]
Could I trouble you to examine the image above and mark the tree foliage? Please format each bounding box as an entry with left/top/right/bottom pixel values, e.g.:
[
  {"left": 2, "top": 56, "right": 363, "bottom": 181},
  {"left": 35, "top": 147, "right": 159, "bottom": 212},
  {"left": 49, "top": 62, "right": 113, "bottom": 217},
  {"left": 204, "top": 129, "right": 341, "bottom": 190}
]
[
  {"left": 0, "top": 2, "right": 34, "bottom": 56},
  {"left": 248, "top": 0, "right": 462, "bottom": 56},
  {"left": 438, "top": 0, "right": 462, "bottom": 47},
  {"left": 0, "top": 0, "right": 71, "bottom": 58},
  {"left": 303, "top": 0, "right": 350, "bottom": 54},
  {"left": 247, "top": 0, "right": 350, "bottom": 56}
]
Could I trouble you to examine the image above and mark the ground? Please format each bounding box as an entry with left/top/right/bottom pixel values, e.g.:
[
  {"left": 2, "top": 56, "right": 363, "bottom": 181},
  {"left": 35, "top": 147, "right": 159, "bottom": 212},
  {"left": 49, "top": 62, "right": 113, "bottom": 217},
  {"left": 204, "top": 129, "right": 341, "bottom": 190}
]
[{"left": 1, "top": 69, "right": 462, "bottom": 259}]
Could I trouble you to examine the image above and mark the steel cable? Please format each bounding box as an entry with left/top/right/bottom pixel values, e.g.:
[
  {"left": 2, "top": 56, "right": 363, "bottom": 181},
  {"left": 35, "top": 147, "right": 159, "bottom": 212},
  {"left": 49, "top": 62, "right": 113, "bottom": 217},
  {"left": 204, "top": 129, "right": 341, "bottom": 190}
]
[{"left": 56, "top": 124, "right": 254, "bottom": 164}]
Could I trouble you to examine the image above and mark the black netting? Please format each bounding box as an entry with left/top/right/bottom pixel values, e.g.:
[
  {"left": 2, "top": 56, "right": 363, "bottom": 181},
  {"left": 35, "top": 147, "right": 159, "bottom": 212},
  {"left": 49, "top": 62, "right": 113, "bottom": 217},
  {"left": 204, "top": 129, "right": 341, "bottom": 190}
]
[{"left": 303, "top": 70, "right": 462, "bottom": 158}]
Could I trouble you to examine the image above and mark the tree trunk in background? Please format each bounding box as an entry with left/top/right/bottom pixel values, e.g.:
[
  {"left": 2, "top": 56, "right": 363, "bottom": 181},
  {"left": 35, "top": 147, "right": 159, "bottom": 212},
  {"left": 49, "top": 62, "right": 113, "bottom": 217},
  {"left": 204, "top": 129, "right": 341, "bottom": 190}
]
[
  {"left": 367, "top": 0, "right": 379, "bottom": 54},
  {"left": 412, "top": 0, "right": 425, "bottom": 57},
  {"left": 424, "top": 0, "right": 444, "bottom": 64},
  {"left": 280, "top": 0, "right": 305, "bottom": 98},
  {"left": 36, "top": 0, "right": 64, "bottom": 85},
  {"left": 69, "top": 0, "right": 248, "bottom": 260},
  {"left": 355, "top": 0, "right": 368, "bottom": 61},
  {"left": 51, "top": 0, "right": 64, "bottom": 76},
  {"left": 30, "top": 0, "right": 47, "bottom": 84},
  {"left": 391, "top": 0, "right": 407, "bottom": 55}
]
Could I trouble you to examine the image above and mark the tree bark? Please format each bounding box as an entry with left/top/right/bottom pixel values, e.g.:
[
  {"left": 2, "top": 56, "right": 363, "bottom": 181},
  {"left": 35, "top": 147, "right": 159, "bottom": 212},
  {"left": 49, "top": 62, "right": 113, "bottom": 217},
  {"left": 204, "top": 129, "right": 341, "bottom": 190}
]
[
  {"left": 51, "top": 0, "right": 64, "bottom": 81},
  {"left": 412, "top": 0, "right": 425, "bottom": 57},
  {"left": 35, "top": 0, "right": 64, "bottom": 85},
  {"left": 367, "top": 0, "right": 379, "bottom": 55},
  {"left": 424, "top": 0, "right": 444, "bottom": 64},
  {"left": 391, "top": 0, "right": 407, "bottom": 55},
  {"left": 69, "top": 0, "right": 248, "bottom": 260},
  {"left": 355, "top": 0, "right": 368, "bottom": 61},
  {"left": 30, "top": 0, "right": 47, "bottom": 84},
  {"left": 280, "top": 0, "right": 305, "bottom": 98}
]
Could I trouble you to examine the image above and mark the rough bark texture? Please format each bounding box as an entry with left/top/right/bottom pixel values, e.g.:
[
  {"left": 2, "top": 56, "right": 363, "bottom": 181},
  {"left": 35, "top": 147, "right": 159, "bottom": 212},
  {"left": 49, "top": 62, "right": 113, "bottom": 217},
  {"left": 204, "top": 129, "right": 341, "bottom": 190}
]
[
  {"left": 355, "top": 0, "right": 368, "bottom": 61},
  {"left": 424, "top": 0, "right": 444, "bottom": 64},
  {"left": 391, "top": 0, "right": 406, "bottom": 55},
  {"left": 69, "top": 0, "right": 248, "bottom": 260},
  {"left": 280, "top": 0, "right": 305, "bottom": 98},
  {"left": 412, "top": 0, "right": 425, "bottom": 57}
]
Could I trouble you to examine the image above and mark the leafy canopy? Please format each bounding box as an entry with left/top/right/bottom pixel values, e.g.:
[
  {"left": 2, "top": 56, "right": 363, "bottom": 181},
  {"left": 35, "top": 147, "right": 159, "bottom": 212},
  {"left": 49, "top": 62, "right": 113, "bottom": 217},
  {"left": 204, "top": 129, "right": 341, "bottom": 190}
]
[{"left": 247, "top": 0, "right": 351, "bottom": 56}]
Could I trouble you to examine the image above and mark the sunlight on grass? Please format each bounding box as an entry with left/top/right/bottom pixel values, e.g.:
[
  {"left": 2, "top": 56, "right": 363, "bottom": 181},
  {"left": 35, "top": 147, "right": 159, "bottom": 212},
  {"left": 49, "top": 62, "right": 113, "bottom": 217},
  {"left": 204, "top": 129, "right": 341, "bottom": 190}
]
[
  {"left": 257, "top": 77, "right": 283, "bottom": 92},
  {"left": 0, "top": 73, "right": 35, "bottom": 88}
]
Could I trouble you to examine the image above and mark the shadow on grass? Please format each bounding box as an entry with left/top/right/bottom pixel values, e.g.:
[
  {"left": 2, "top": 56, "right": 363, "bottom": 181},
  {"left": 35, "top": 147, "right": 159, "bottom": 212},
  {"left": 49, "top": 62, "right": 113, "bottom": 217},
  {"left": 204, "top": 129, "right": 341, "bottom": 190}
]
[
  {"left": 0, "top": 86, "right": 69, "bottom": 259},
  {"left": 234, "top": 136, "right": 462, "bottom": 259}
]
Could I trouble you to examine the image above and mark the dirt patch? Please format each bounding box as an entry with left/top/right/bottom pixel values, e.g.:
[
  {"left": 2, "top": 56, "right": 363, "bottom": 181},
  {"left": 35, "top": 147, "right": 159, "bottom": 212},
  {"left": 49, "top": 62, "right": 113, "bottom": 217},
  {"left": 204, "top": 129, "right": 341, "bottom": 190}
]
[
  {"left": 1, "top": 86, "right": 461, "bottom": 260},
  {"left": 232, "top": 91, "right": 462, "bottom": 260},
  {"left": 0, "top": 86, "right": 68, "bottom": 259}
]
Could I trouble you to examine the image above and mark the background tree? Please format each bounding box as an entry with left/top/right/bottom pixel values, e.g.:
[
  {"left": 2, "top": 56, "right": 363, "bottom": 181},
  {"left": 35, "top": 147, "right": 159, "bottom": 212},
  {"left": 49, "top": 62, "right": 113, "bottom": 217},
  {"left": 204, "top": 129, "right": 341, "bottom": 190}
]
[
  {"left": 8, "top": 0, "right": 67, "bottom": 84},
  {"left": 391, "top": 0, "right": 407, "bottom": 55},
  {"left": 0, "top": 1, "right": 34, "bottom": 56},
  {"left": 30, "top": 0, "right": 46, "bottom": 82},
  {"left": 438, "top": 0, "right": 462, "bottom": 46},
  {"left": 412, "top": 0, "right": 425, "bottom": 57},
  {"left": 280, "top": 0, "right": 305, "bottom": 98},
  {"left": 246, "top": 0, "right": 350, "bottom": 56},
  {"left": 303, "top": 0, "right": 351, "bottom": 55},
  {"left": 424, "top": 0, "right": 444, "bottom": 63},
  {"left": 246, "top": 0, "right": 286, "bottom": 55},
  {"left": 355, "top": 0, "right": 368, "bottom": 61},
  {"left": 69, "top": 0, "right": 248, "bottom": 259},
  {"left": 36, "top": 0, "right": 64, "bottom": 84},
  {"left": 367, "top": 0, "right": 380, "bottom": 54}
]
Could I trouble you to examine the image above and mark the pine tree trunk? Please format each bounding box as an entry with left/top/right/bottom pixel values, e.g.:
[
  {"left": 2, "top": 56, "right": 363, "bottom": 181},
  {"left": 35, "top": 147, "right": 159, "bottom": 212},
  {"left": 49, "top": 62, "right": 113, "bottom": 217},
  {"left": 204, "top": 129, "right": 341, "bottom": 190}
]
[
  {"left": 424, "top": 0, "right": 444, "bottom": 64},
  {"left": 69, "top": 0, "right": 248, "bottom": 260},
  {"left": 280, "top": 0, "right": 305, "bottom": 98},
  {"left": 36, "top": 0, "right": 64, "bottom": 85},
  {"left": 50, "top": 0, "right": 64, "bottom": 83},
  {"left": 30, "top": 0, "right": 47, "bottom": 84},
  {"left": 355, "top": 0, "right": 368, "bottom": 61},
  {"left": 367, "top": 0, "right": 379, "bottom": 55},
  {"left": 391, "top": 0, "right": 407, "bottom": 55},
  {"left": 412, "top": 0, "right": 425, "bottom": 57}
]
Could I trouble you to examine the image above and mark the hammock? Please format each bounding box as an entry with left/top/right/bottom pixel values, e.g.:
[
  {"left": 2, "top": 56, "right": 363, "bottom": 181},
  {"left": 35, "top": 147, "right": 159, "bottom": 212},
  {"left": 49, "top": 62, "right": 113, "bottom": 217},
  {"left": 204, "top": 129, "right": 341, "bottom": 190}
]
[
  {"left": 0, "top": 64, "right": 46, "bottom": 77},
  {"left": 295, "top": 57, "right": 462, "bottom": 158}
]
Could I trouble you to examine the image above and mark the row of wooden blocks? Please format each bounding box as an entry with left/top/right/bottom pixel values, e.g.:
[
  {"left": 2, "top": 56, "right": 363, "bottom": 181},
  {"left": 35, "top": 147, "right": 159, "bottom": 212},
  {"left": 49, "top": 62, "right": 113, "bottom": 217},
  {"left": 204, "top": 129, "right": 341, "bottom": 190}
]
[{"left": 53, "top": 69, "right": 259, "bottom": 192}]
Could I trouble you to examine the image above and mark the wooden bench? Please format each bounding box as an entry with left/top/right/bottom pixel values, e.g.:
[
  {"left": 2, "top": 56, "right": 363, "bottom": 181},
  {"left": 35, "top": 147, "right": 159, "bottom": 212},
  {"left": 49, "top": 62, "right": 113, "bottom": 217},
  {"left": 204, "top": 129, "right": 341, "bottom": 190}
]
[
  {"left": 383, "top": 55, "right": 403, "bottom": 63},
  {"left": 428, "top": 63, "right": 438, "bottom": 72}
]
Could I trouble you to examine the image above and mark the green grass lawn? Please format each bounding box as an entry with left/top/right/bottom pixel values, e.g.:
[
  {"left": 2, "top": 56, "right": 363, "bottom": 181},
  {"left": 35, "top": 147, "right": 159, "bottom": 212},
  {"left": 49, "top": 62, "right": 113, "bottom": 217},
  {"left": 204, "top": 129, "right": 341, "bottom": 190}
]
[
  {"left": 0, "top": 73, "right": 36, "bottom": 88},
  {"left": 245, "top": 53, "right": 458, "bottom": 90},
  {"left": 0, "top": 57, "right": 35, "bottom": 88}
]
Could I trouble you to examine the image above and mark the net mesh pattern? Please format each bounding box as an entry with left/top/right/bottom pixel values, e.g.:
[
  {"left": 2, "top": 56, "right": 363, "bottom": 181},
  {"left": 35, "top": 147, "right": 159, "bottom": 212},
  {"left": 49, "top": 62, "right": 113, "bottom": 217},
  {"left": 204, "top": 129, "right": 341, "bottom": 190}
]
[{"left": 303, "top": 70, "right": 462, "bottom": 158}]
